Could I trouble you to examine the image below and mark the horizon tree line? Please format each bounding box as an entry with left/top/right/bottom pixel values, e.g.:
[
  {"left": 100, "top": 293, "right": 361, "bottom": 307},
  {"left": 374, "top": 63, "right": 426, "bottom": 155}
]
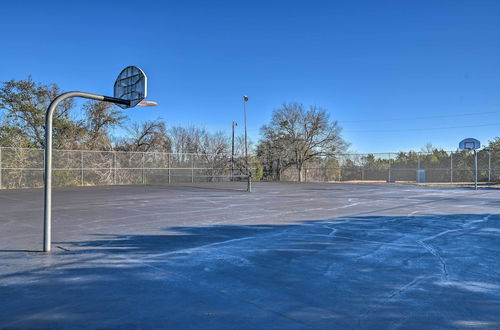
[{"left": 2, "top": 77, "right": 500, "bottom": 183}]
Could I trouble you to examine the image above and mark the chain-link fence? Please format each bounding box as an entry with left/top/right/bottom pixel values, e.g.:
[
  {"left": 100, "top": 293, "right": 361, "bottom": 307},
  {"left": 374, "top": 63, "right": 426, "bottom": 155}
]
[
  {"left": 281, "top": 150, "right": 500, "bottom": 184},
  {"left": 2, "top": 147, "right": 499, "bottom": 189},
  {"left": 0, "top": 147, "right": 248, "bottom": 189}
]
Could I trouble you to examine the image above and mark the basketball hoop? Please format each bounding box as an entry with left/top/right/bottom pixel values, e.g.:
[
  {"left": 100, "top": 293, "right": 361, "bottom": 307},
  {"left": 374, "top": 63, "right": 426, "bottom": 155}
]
[
  {"left": 137, "top": 100, "right": 158, "bottom": 107},
  {"left": 43, "top": 66, "right": 149, "bottom": 252},
  {"left": 459, "top": 138, "right": 480, "bottom": 151},
  {"left": 458, "top": 138, "right": 481, "bottom": 191}
]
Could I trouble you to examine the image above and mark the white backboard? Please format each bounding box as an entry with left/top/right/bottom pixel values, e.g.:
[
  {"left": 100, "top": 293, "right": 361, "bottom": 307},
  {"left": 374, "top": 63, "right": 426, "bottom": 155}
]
[{"left": 114, "top": 66, "right": 147, "bottom": 108}]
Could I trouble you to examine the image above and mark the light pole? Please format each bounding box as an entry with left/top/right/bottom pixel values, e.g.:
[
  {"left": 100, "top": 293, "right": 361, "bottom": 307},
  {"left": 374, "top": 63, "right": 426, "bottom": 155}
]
[
  {"left": 243, "top": 95, "right": 249, "bottom": 174},
  {"left": 231, "top": 121, "right": 238, "bottom": 177}
]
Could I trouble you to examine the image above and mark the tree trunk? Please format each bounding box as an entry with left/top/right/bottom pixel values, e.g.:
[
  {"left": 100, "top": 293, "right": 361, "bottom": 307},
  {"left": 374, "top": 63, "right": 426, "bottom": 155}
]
[{"left": 297, "top": 164, "right": 303, "bottom": 182}]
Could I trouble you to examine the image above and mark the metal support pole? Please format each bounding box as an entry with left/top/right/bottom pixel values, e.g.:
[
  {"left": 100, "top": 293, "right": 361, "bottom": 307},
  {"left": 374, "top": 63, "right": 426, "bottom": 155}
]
[
  {"left": 43, "top": 91, "right": 129, "bottom": 252},
  {"left": 450, "top": 152, "right": 453, "bottom": 183},
  {"left": 113, "top": 151, "right": 117, "bottom": 185},
  {"left": 0, "top": 147, "right": 2, "bottom": 189},
  {"left": 488, "top": 151, "right": 491, "bottom": 184},
  {"left": 388, "top": 153, "right": 391, "bottom": 182},
  {"left": 81, "top": 150, "right": 84, "bottom": 186},
  {"left": 474, "top": 150, "right": 478, "bottom": 190},
  {"left": 141, "top": 152, "right": 145, "bottom": 185},
  {"left": 191, "top": 156, "right": 194, "bottom": 183},
  {"left": 243, "top": 96, "right": 249, "bottom": 175},
  {"left": 168, "top": 154, "right": 171, "bottom": 184},
  {"left": 247, "top": 174, "right": 252, "bottom": 192},
  {"left": 277, "top": 156, "right": 282, "bottom": 181},
  {"left": 231, "top": 121, "right": 237, "bottom": 178}
]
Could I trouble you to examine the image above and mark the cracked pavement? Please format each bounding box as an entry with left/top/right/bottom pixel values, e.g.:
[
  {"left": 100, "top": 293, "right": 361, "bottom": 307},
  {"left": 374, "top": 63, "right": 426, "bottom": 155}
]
[{"left": 1, "top": 182, "right": 500, "bottom": 329}]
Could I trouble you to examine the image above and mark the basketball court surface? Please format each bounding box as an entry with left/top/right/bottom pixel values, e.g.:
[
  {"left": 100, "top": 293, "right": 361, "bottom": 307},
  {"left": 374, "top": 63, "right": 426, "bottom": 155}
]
[{"left": 1, "top": 183, "right": 499, "bottom": 328}]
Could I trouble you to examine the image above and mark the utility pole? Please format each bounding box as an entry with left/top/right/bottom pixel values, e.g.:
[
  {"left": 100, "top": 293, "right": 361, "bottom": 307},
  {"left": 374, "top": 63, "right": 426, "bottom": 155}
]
[{"left": 243, "top": 95, "right": 249, "bottom": 174}]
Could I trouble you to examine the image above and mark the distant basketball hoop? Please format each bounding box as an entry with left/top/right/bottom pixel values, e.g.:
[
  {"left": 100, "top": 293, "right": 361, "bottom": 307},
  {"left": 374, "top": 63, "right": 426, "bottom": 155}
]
[
  {"left": 459, "top": 138, "right": 481, "bottom": 151},
  {"left": 459, "top": 138, "right": 481, "bottom": 191}
]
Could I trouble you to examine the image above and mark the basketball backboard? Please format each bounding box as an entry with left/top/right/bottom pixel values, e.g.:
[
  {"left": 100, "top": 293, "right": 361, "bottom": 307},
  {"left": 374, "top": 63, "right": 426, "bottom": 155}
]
[
  {"left": 459, "top": 138, "right": 481, "bottom": 151},
  {"left": 114, "top": 66, "right": 147, "bottom": 108}
]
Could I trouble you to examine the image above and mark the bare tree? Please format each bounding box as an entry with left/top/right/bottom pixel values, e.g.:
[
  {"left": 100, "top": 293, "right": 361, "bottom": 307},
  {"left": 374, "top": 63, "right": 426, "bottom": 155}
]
[
  {"left": 260, "top": 102, "right": 348, "bottom": 182},
  {"left": 170, "top": 126, "right": 212, "bottom": 154},
  {"left": 170, "top": 126, "right": 232, "bottom": 174},
  {"left": 83, "top": 101, "right": 125, "bottom": 150},
  {"left": 117, "top": 119, "right": 171, "bottom": 152},
  {"left": 199, "top": 131, "right": 229, "bottom": 155}
]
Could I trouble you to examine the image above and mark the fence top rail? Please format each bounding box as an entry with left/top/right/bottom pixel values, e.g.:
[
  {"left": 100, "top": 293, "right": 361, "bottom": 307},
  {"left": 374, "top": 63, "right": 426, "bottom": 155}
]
[
  {"left": 2, "top": 146, "right": 500, "bottom": 158},
  {"left": 0, "top": 147, "right": 238, "bottom": 158},
  {"left": 333, "top": 150, "right": 500, "bottom": 156}
]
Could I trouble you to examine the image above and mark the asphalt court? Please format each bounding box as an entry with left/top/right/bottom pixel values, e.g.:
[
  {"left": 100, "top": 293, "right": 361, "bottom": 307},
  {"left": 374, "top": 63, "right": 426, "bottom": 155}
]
[{"left": 1, "top": 183, "right": 499, "bottom": 329}]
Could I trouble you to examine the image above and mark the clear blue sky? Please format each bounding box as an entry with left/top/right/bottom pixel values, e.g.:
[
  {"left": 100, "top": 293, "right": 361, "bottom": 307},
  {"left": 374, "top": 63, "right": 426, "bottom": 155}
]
[{"left": 2, "top": 0, "right": 500, "bottom": 153}]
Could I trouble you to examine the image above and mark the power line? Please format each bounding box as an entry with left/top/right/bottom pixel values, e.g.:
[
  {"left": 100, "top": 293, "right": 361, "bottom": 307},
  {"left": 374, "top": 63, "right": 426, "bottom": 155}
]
[
  {"left": 345, "top": 122, "right": 500, "bottom": 133},
  {"left": 340, "top": 110, "right": 500, "bottom": 123}
]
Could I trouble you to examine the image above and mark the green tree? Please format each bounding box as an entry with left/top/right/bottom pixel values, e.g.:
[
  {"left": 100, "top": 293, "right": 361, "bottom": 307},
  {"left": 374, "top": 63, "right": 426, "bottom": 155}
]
[
  {"left": 0, "top": 77, "right": 83, "bottom": 148},
  {"left": 487, "top": 137, "right": 500, "bottom": 150}
]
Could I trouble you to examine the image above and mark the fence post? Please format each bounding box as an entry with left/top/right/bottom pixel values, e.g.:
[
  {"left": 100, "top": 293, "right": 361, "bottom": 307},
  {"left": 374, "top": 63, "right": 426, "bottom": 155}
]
[
  {"left": 0, "top": 147, "right": 2, "bottom": 189},
  {"left": 113, "top": 151, "right": 117, "bottom": 185},
  {"left": 191, "top": 154, "right": 194, "bottom": 183},
  {"left": 450, "top": 152, "right": 453, "bottom": 183},
  {"left": 80, "top": 150, "right": 84, "bottom": 186},
  {"left": 388, "top": 153, "right": 391, "bottom": 182},
  {"left": 168, "top": 153, "right": 171, "bottom": 184},
  {"left": 488, "top": 150, "right": 491, "bottom": 184},
  {"left": 141, "top": 152, "right": 145, "bottom": 185},
  {"left": 247, "top": 174, "right": 252, "bottom": 192},
  {"left": 211, "top": 157, "right": 215, "bottom": 182},
  {"left": 278, "top": 156, "right": 281, "bottom": 181}
]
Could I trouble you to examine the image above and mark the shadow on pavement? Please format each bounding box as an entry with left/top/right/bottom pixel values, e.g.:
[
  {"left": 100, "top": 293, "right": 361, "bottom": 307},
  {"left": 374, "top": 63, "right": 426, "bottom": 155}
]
[{"left": 1, "top": 213, "right": 500, "bottom": 329}]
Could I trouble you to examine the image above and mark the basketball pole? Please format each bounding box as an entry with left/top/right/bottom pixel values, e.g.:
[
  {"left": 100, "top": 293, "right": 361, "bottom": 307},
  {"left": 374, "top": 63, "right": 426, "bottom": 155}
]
[
  {"left": 459, "top": 139, "right": 481, "bottom": 192},
  {"left": 43, "top": 92, "right": 129, "bottom": 252},
  {"left": 474, "top": 149, "right": 478, "bottom": 191}
]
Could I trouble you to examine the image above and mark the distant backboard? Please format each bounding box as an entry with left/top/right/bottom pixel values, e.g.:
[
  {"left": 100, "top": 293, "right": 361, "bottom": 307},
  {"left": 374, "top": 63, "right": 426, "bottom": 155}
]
[
  {"left": 114, "top": 66, "right": 147, "bottom": 108},
  {"left": 459, "top": 138, "right": 481, "bottom": 151}
]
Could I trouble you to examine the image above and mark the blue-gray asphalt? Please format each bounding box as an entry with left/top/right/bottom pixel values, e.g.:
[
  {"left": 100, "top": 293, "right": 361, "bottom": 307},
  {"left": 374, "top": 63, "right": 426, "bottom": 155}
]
[{"left": 1, "top": 183, "right": 499, "bottom": 329}]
